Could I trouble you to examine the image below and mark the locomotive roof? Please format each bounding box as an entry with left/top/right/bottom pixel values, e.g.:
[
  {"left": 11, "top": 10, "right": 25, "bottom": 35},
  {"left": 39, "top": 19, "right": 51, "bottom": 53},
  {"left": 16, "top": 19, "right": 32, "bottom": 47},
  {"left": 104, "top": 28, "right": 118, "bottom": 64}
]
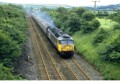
[
  {"left": 50, "top": 27, "right": 73, "bottom": 40},
  {"left": 58, "top": 34, "right": 73, "bottom": 40}
]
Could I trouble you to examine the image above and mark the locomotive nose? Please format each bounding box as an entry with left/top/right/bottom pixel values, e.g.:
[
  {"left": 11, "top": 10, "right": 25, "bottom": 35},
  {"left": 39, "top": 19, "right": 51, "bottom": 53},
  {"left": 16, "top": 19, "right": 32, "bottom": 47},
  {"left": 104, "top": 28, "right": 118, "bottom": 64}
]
[{"left": 62, "top": 45, "right": 73, "bottom": 51}]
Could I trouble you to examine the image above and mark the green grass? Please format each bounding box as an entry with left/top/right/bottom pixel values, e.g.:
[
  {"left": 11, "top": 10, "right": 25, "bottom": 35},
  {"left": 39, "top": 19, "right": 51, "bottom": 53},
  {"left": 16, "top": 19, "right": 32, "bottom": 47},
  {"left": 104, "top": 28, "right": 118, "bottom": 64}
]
[
  {"left": 73, "top": 29, "right": 120, "bottom": 80},
  {"left": 97, "top": 18, "right": 118, "bottom": 29}
]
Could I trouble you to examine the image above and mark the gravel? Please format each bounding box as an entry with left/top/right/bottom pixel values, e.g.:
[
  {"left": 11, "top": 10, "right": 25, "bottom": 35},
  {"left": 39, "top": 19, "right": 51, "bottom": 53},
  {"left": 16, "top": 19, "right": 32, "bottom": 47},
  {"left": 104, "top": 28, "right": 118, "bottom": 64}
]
[{"left": 14, "top": 28, "right": 40, "bottom": 80}]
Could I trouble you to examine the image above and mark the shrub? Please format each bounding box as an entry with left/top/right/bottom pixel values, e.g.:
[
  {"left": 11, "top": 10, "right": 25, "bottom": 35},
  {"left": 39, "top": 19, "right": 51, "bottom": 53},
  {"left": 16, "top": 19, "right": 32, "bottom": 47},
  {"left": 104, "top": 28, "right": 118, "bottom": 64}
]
[
  {"left": 0, "top": 30, "right": 21, "bottom": 66},
  {"left": 56, "top": 7, "right": 68, "bottom": 14},
  {"left": 82, "top": 12, "right": 95, "bottom": 21},
  {"left": 100, "top": 36, "right": 120, "bottom": 62},
  {"left": 0, "top": 63, "right": 22, "bottom": 79},
  {"left": 81, "top": 20, "right": 100, "bottom": 33},
  {"left": 109, "top": 51, "right": 120, "bottom": 61},
  {"left": 0, "top": 23, "right": 26, "bottom": 44},
  {"left": 66, "top": 14, "right": 82, "bottom": 33},
  {"left": 81, "top": 22, "right": 93, "bottom": 33},
  {"left": 92, "top": 19, "right": 100, "bottom": 29},
  {"left": 113, "top": 24, "right": 120, "bottom": 30},
  {"left": 93, "top": 29, "right": 107, "bottom": 44},
  {"left": 108, "top": 12, "right": 120, "bottom": 23},
  {"left": 74, "top": 7, "right": 86, "bottom": 16}
]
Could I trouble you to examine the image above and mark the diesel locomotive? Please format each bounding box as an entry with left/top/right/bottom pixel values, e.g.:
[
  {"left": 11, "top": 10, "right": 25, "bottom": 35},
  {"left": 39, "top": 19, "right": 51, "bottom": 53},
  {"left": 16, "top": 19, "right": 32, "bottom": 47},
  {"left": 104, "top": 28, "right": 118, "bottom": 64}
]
[{"left": 31, "top": 13, "right": 74, "bottom": 58}]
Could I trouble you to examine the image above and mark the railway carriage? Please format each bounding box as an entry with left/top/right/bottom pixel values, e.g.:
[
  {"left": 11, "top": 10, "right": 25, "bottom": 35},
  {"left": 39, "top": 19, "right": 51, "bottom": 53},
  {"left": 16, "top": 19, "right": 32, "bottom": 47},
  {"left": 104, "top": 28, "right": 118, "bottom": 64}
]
[{"left": 31, "top": 13, "right": 74, "bottom": 58}]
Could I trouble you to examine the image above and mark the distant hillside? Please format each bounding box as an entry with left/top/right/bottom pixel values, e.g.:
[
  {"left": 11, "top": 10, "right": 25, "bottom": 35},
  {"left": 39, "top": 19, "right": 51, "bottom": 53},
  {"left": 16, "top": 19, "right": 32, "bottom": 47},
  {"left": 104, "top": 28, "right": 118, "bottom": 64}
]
[
  {"left": 40, "top": 4, "right": 120, "bottom": 10},
  {"left": 39, "top": 4, "right": 73, "bottom": 8},
  {"left": 84, "top": 4, "right": 120, "bottom": 11},
  {"left": 23, "top": 4, "right": 73, "bottom": 10},
  {"left": 97, "top": 4, "right": 120, "bottom": 10},
  {"left": 0, "top": 2, "right": 7, "bottom": 4}
]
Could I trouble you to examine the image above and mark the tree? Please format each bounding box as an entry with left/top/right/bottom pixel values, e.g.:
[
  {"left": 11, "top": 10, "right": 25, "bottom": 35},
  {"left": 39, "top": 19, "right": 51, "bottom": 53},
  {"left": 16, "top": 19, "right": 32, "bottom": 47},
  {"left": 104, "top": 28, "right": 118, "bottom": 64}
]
[
  {"left": 65, "top": 13, "right": 81, "bottom": 34},
  {"left": 92, "top": 19, "right": 100, "bottom": 29},
  {"left": 0, "top": 4, "right": 27, "bottom": 79},
  {"left": 0, "top": 30, "right": 21, "bottom": 65},
  {"left": 81, "top": 19, "right": 100, "bottom": 33},
  {"left": 74, "top": 7, "right": 86, "bottom": 17},
  {"left": 82, "top": 12, "right": 95, "bottom": 21},
  {"left": 0, "top": 63, "right": 22, "bottom": 79}
]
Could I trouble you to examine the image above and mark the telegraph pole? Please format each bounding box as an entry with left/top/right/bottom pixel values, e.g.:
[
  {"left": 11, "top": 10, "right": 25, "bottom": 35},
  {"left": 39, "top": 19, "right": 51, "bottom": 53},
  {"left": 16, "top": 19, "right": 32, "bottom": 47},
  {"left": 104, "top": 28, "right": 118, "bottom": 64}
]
[{"left": 92, "top": 0, "right": 100, "bottom": 13}]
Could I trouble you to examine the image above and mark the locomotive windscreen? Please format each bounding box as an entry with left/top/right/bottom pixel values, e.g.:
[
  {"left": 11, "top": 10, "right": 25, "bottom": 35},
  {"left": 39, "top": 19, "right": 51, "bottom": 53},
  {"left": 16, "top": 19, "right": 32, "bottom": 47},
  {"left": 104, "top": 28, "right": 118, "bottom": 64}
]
[{"left": 60, "top": 40, "right": 73, "bottom": 45}]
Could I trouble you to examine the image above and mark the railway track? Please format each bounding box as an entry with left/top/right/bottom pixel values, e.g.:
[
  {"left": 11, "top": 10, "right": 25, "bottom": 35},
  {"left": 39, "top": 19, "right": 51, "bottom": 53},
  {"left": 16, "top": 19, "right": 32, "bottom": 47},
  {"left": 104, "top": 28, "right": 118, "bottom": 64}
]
[
  {"left": 63, "top": 59, "right": 91, "bottom": 80},
  {"left": 29, "top": 17, "right": 64, "bottom": 80},
  {"left": 71, "top": 59, "right": 91, "bottom": 79},
  {"left": 28, "top": 16, "right": 94, "bottom": 80},
  {"left": 28, "top": 17, "right": 49, "bottom": 79}
]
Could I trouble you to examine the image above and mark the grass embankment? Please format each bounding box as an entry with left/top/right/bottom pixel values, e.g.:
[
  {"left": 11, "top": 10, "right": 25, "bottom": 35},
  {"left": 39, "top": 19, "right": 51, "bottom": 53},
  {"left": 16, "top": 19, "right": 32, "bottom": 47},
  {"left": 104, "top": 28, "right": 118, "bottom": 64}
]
[
  {"left": 97, "top": 18, "right": 118, "bottom": 28},
  {"left": 73, "top": 18, "right": 120, "bottom": 79}
]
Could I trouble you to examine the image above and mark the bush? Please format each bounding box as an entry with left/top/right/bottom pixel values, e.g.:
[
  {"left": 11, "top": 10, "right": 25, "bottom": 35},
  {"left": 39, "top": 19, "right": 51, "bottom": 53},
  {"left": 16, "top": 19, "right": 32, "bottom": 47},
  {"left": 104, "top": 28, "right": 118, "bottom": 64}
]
[
  {"left": 113, "top": 24, "right": 120, "bottom": 30},
  {"left": 100, "top": 36, "right": 120, "bottom": 62},
  {"left": 0, "top": 63, "right": 22, "bottom": 79},
  {"left": 81, "top": 20, "right": 100, "bottom": 33},
  {"left": 97, "top": 11, "right": 109, "bottom": 17},
  {"left": 81, "top": 22, "right": 92, "bottom": 33},
  {"left": 108, "top": 12, "right": 120, "bottom": 23},
  {"left": 56, "top": 7, "right": 68, "bottom": 14},
  {"left": 92, "top": 19, "right": 100, "bottom": 29},
  {"left": 93, "top": 29, "right": 107, "bottom": 44},
  {"left": 65, "top": 14, "right": 82, "bottom": 33},
  {"left": 0, "top": 23, "right": 26, "bottom": 44},
  {"left": 82, "top": 12, "right": 95, "bottom": 21},
  {"left": 74, "top": 7, "right": 86, "bottom": 16},
  {"left": 0, "top": 30, "right": 21, "bottom": 66},
  {"left": 109, "top": 51, "right": 120, "bottom": 61}
]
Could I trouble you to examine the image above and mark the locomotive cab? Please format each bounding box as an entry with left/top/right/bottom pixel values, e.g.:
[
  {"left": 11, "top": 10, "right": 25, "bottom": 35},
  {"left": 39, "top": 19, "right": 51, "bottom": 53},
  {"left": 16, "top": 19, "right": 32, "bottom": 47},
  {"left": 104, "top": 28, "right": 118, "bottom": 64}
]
[{"left": 57, "top": 34, "right": 74, "bottom": 58}]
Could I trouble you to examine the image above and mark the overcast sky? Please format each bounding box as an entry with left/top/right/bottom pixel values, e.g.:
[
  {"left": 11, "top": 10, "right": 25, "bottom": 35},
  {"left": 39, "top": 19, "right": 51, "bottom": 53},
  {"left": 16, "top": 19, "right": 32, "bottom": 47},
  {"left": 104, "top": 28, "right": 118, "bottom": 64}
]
[{"left": 0, "top": 0, "right": 120, "bottom": 6}]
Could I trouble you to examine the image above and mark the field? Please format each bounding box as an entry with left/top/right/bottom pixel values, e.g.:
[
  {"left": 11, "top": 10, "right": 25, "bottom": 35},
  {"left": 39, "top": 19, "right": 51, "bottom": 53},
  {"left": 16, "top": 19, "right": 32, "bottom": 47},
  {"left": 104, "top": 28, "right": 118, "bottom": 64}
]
[{"left": 97, "top": 18, "right": 118, "bottom": 28}]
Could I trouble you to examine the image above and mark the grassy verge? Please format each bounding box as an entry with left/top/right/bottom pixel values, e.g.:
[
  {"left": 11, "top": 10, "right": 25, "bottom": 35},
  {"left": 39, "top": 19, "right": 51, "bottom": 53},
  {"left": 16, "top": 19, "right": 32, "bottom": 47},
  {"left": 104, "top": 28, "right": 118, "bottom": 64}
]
[
  {"left": 97, "top": 18, "right": 118, "bottom": 28},
  {"left": 72, "top": 21, "right": 120, "bottom": 79}
]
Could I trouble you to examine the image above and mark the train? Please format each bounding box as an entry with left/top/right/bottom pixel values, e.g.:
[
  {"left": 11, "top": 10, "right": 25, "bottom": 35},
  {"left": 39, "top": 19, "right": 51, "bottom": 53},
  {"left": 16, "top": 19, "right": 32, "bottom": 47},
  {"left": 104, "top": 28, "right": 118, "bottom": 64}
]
[{"left": 31, "top": 13, "right": 74, "bottom": 58}]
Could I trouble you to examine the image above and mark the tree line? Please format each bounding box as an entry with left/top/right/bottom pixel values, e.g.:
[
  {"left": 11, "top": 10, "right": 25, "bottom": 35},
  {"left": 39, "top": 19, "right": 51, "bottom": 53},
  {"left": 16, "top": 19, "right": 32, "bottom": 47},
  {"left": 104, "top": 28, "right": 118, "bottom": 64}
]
[
  {"left": 41, "top": 7, "right": 100, "bottom": 35},
  {"left": 0, "top": 4, "right": 27, "bottom": 79}
]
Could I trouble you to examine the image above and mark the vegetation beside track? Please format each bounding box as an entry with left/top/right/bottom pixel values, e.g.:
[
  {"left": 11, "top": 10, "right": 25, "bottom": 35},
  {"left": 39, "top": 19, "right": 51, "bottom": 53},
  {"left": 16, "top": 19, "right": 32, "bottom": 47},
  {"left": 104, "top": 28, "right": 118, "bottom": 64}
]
[
  {"left": 41, "top": 7, "right": 120, "bottom": 79},
  {"left": 0, "top": 4, "right": 27, "bottom": 79}
]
